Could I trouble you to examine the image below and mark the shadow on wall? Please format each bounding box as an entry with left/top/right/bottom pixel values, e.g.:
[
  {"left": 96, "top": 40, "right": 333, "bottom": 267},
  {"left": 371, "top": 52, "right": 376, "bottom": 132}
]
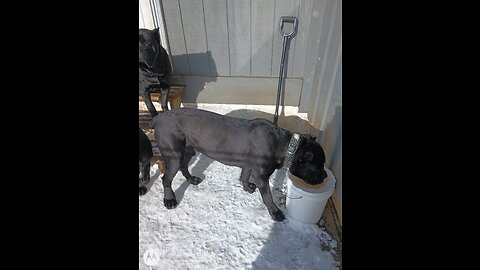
[{"left": 171, "top": 50, "right": 217, "bottom": 107}]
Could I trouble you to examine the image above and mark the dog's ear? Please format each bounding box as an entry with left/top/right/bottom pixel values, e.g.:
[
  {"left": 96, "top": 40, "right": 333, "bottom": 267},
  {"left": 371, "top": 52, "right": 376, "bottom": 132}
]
[
  {"left": 153, "top": 28, "right": 161, "bottom": 44},
  {"left": 304, "top": 152, "right": 314, "bottom": 162},
  {"left": 299, "top": 152, "right": 314, "bottom": 164}
]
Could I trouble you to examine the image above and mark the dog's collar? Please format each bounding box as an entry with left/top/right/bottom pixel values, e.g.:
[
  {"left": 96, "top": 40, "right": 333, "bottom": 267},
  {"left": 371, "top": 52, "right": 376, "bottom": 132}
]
[{"left": 283, "top": 133, "right": 300, "bottom": 168}]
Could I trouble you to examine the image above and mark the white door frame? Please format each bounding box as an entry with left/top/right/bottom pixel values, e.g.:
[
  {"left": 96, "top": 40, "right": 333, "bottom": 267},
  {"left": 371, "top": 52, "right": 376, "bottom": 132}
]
[{"left": 139, "top": 0, "right": 172, "bottom": 70}]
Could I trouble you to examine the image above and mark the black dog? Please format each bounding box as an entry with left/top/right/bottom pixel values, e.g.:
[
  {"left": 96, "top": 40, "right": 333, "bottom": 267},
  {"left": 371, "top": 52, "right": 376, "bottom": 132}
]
[
  {"left": 139, "top": 28, "right": 172, "bottom": 116},
  {"left": 151, "top": 108, "right": 327, "bottom": 221},
  {"left": 139, "top": 128, "right": 153, "bottom": 196}
]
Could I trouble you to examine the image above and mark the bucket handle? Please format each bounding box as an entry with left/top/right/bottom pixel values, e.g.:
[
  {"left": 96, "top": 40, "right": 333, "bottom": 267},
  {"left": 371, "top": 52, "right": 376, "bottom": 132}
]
[{"left": 286, "top": 194, "right": 302, "bottom": 200}]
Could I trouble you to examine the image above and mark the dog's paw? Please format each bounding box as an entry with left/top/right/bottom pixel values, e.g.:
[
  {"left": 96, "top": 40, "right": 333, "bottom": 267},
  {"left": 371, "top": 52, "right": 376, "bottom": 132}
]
[
  {"left": 270, "top": 210, "right": 285, "bottom": 222},
  {"left": 187, "top": 176, "right": 203, "bottom": 186},
  {"left": 243, "top": 182, "right": 257, "bottom": 193},
  {"left": 139, "top": 187, "right": 148, "bottom": 196},
  {"left": 164, "top": 198, "right": 178, "bottom": 209}
]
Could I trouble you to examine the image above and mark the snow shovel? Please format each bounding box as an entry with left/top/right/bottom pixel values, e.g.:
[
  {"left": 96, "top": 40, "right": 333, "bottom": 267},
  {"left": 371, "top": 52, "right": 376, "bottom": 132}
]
[{"left": 273, "top": 16, "right": 298, "bottom": 125}]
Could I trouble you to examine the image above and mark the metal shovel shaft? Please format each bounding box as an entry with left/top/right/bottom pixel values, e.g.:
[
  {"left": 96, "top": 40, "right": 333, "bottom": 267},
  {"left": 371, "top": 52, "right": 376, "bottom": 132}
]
[
  {"left": 273, "top": 16, "right": 298, "bottom": 125},
  {"left": 273, "top": 35, "right": 289, "bottom": 125}
]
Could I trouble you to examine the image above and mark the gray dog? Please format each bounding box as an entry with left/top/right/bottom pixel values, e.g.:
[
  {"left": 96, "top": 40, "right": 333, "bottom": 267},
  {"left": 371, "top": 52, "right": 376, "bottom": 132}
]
[{"left": 151, "top": 108, "right": 327, "bottom": 221}]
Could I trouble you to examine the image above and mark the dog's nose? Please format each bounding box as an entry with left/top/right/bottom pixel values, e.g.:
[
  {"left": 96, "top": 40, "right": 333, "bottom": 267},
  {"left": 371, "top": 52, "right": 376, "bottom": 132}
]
[{"left": 310, "top": 172, "right": 327, "bottom": 184}]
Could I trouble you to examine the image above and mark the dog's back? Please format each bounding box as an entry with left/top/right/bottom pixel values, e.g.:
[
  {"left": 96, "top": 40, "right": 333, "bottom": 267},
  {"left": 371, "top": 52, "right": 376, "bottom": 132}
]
[
  {"left": 152, "top": 108, "right": 251, "bottom": 141},
  {"left": 152, "top": 108, "right": 287, "bottom": 167}
]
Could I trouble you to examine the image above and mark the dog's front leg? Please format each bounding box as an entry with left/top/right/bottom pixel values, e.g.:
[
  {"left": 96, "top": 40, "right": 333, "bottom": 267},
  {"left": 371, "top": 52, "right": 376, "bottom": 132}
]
[
  {"left": 160, "top": 88, "right": 170, "bottom": 111},
  {"left": 252, "top": 169, "right": 285, "bottom": 222},
  {"left": 142, "top": 92, "right": 158, "bottom": 117}
]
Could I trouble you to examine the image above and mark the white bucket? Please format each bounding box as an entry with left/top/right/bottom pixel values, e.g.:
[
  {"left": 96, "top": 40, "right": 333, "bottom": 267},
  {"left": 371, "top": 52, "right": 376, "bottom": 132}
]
[{"left": 286, "top": 168, "right": 336, "bottom": 224}]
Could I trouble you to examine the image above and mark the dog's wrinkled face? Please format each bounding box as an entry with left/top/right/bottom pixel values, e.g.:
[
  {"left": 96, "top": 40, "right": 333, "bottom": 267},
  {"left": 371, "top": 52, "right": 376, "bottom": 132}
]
[
  {"left": 289, "top": 136, "right": 328, "bottom": 185},
  {"left": 139, "top": 28, "right": 160, "bottom": 69}
]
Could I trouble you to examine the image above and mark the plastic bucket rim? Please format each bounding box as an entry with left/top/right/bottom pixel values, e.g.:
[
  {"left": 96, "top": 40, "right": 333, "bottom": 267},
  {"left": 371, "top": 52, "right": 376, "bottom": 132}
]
[{"left": 287, "top": 170, "right": 335, "bottom": 198}]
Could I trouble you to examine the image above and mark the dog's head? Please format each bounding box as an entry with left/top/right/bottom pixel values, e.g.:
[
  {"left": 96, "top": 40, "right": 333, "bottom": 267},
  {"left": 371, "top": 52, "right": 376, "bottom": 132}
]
[
  {"left": 289, "top": 135, "right": 328, "bottom": 185},
  {"left": 139, "top": 28, "right": 162, "bottom": 69}
]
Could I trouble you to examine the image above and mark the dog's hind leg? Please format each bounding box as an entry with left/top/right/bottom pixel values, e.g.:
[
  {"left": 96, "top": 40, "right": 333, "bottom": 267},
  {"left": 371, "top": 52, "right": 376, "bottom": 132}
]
[
  {"left": 139, "top": 186, "right": 148, "bottom": 196},
  {"left": 240, "top": 168, "right": 256, "bottom": 193},
  {"left": 180, "top": 146, "right": 202, "bottom": 185},
  {"left": 139, "top": 161, "right": 151, "bottom": 186},
  {"left": 139, "top": 161, "right": 151, "bottom": 196},
  {"left": 162, "top": 157, "right": 180, "bottom": 209}
]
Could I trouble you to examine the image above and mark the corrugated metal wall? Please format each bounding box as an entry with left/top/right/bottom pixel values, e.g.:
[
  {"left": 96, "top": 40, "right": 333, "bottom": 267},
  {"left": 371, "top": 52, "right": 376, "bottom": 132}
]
[
  {"left": 303, "top": 0, "right": 342, "bottom": 218},
  {"left": 160, "top": 0, "right": 312, "bottom": 78}
]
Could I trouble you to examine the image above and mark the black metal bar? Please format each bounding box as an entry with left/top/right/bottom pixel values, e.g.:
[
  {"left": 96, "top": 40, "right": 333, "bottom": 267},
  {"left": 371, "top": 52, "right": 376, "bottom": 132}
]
[
  {"left": 273, "top": 16, "right": 298, "bottom": 125},
  {"left": 274, "top": 35, "right": 289, "bottom": 125}
]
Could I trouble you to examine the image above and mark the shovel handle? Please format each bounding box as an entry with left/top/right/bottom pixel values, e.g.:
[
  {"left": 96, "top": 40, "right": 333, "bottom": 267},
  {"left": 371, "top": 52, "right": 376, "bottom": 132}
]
[{"left": 279, "top": 16, "right": 298, "bottom": 37}]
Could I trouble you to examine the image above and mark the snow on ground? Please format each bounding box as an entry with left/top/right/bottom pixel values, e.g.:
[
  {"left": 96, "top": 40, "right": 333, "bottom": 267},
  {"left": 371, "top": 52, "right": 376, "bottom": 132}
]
[{"left": 139, "top": 153, "right": 340, "bottom": 270}]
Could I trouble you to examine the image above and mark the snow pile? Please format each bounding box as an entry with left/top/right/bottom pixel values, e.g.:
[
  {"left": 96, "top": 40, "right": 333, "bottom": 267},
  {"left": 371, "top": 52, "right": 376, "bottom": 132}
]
[{"left": 139, "top": 153, "right": 339, "bottom": 269}]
